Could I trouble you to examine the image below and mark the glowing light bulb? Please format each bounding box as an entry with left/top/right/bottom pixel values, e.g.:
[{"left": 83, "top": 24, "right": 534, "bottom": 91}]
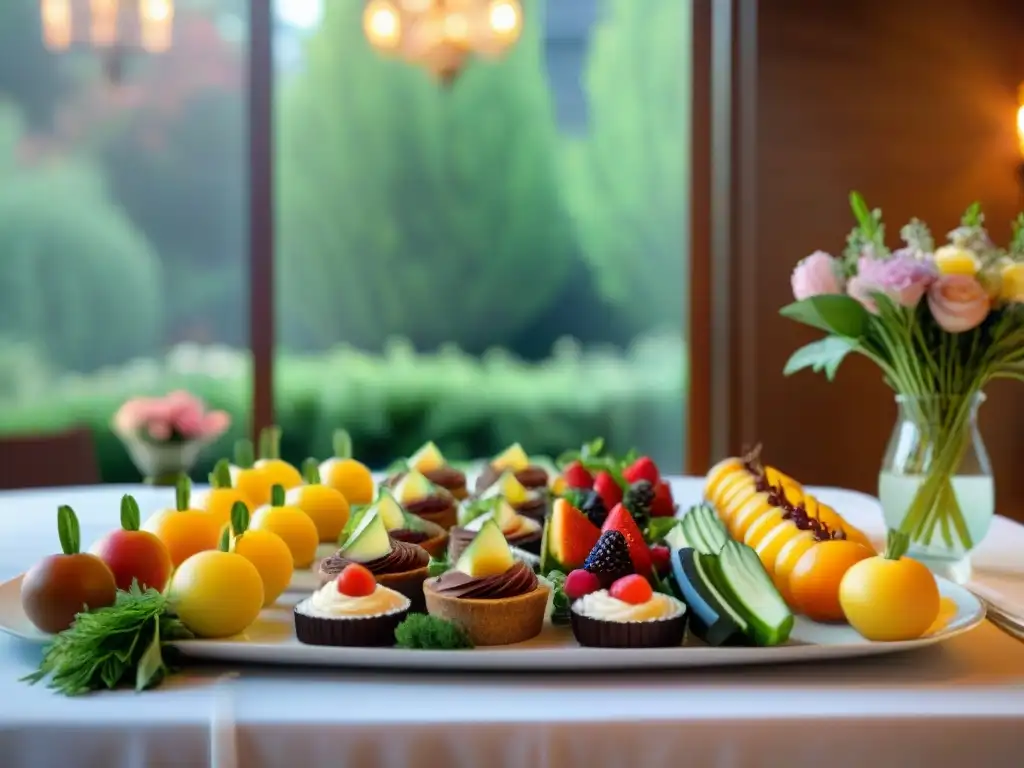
[
  {"left": 41, "top": 0, "right": 72, "bottom": 50},
  {"left": 140, "top": 0, "right": 174, "bottom": 52},
  {"left": 488, "top": 0, "right": 521, "bottom": 38},
  {"left": 364, "top": 0, "right": 402, "bottom": 49}
]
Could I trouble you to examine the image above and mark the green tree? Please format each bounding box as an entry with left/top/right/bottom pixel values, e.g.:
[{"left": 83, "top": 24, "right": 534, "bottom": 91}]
[
  {"left": 277, "top": 0, "right": 574, "bottom": 353},
  {"left": 0, "top": 106, "right": 163, "bottom": 372},
  {"left": 561, "top": 0, "right": 690, "bottom": 333}
]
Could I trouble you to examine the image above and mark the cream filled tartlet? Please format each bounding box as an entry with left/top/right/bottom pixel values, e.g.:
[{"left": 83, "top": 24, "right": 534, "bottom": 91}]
[
  {"left": 474, "top": 443, "right": 549, "bottom": 495},
  {"left": 475, "top": 471, "right": 548, "bottom": 523},
  {"left": 569, "top": 574, "right": 687, "bottom": 648},
  {"left": 384, "top": 441, "right": 468, "bottom": 500},
  {"left": 449, "top": 499, "right": 542, "bottom": 561},
  {"left": 318, "top": 508, "right": 430, "bottom": 612},
  {"left": 295, "top": 563, "right": 410, "bottom": 647},
  {"left": 424, "top": 519, "right": 548, "bottom": 646},
  {"left": 392, "top": 470, "right": 458, "bottom": 531}
]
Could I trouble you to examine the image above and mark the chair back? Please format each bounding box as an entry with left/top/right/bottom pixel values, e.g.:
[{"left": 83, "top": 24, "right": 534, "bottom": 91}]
[{"left": 0, "top": 427, "right": 99, "bottom": 490}]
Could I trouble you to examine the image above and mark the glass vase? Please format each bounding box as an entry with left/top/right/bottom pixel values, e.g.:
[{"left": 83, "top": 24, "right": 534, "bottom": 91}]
[
  {"left": 878, "top": 393, "right": 994, "bottom": 585},
  {"left": 119, "top": 434, "right": 205, "bottom": 486}
]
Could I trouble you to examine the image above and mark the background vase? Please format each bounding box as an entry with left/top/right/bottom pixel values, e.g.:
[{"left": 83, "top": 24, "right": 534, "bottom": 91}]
[
  {"left": 119, "top": 434, "right": 206, "bottom": 486},
  {"left": 878, "top": 393, "right": 994, "bottom": 585}
]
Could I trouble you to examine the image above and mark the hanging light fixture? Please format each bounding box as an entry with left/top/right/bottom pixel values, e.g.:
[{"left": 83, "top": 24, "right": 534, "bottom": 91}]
[
  {"left": 40, "top": 0, "right": 175, "bottom": 80},
  {"left": 363, "top": 0, "right": 524, "bottom": 84}
]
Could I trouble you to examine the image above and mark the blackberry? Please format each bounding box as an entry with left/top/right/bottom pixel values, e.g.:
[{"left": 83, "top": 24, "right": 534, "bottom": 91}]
[
  {"left": 583, "top": 530, "right": 634, "bottom": 587},
  {"left": 623, "top": 480, "right": 655, "bottom": 523},
  {"left": 579, "top": 490, "right": 608, "bottom": 527}
]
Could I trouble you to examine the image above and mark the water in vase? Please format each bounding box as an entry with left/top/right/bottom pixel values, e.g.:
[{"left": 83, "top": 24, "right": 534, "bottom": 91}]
[{"left": 878, "top": 472, "right": 995, "bottom": 584}]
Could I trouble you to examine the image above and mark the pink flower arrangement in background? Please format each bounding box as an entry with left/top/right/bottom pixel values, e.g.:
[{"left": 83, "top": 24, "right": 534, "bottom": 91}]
[
  {"left": 113, "top": 390, "right": 231, "bottom": 444},
  {"left": 791, "top": 250, "right": 845, "bottom": 300},
  {"left": 928, "top": 274, "right": 991, "bottom": 333},
  {"left": 845, "top": 252, "right": 937, "bottom": 314}
]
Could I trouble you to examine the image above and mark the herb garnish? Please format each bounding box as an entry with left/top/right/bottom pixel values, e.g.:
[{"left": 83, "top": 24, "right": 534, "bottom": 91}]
[
  {"left": 546, "top": 571, "right": 572, "bottom": 626},
  {"left": 394, "top": 614, "right": 473, "bottom": 650},
  {"left": 23, "top": 582, "right": 192, "bottom": 696}
]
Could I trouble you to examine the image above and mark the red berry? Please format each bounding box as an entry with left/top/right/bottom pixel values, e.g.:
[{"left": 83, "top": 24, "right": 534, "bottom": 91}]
[
  {"left": 623, "top": 456, "right": 660, "bottom": 485},
  {"left": 564, "top": 568, "right": 601, "bottom": 600},
  {"left": 610, "top": 574, "right": 653, "bottom": 605},
  {"left": 649, "top": 544, "right": 671, "bottom": 575},
  {"left": 650, "top": 480, "right": 675, "bottom": 517},
  {"left": 562, "top": 461, "right": 594, "bottom": 490},
  {"left": 337, "top": 563, "right": 376, "bottom": 597},
  {"left": 593, "top": 471, "right": 623, "bottom": 510}
]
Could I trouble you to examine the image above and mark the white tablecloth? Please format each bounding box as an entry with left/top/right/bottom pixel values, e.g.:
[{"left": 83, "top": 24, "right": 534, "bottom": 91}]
[{"left": 1, "top": 480, "right": 1023, "bottom": 768}]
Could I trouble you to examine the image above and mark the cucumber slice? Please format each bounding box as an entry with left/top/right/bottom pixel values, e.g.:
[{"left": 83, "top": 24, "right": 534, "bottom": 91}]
[
  {"left": 715, "top": 539, "right": 794, "bottom": 646},
  {"left": 693, "top": 504, "right": 728, "bottom": 553},
  {"left": 663, "top": 521, "right": 691, "bottom": 552},
  {"left": 671, "top": 548, "right": 747, "bottom": 646},
  {"left": 680, "top": 510, "right": 711, "bottom": 554}
]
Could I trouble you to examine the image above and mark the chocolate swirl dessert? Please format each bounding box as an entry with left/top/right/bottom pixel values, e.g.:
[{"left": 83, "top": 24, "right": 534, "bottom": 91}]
[
  {"left": 319, "top": 538, "right": 430, "bottom": 612},
  {"left": 474, "top": 463, "right": 549, "bottom": 495},
  {"left": 385, "top": 466, "right": 468, "bottom": 501},
  {"left": 430, "top": 560, "right": 537, "bottom": 600}
]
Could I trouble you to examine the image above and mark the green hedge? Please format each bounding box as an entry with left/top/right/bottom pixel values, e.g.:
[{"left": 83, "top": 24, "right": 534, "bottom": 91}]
[{"left": 0, "top": 334, "right": 687, "bottom": 482}]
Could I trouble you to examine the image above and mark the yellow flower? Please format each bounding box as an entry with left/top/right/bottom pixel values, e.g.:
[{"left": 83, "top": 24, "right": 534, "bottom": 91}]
[
  {"left": 934, "top": 245, "right": 981, "bottom": 276},
  {"left": 1000, "top": 261, "right": 1024, "bottom": 303}
]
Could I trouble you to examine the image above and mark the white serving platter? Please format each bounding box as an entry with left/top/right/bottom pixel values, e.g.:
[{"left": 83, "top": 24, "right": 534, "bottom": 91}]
[{"left": 0, "top": 574, "right": 984, "bottom": 671}]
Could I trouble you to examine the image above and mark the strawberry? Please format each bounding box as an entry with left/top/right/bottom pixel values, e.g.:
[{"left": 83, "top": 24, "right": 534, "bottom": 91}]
[
  {"left": 649, "top": 544, "right": 671, "bottom": 576},
  {"left": 562, "top": 461, "right": 594, "bottom": 490},
  {"left": 623, "top": 456, "right": 660, "bottom": 485},
  {"left": 601, "top": 503, "right": 652, "bottom": 577},
  {"left": 592, "top": 471, "right": 623, "bottom": 510},
  {"left": 650, "top": 480, "right": 675, "bottom": 517}
]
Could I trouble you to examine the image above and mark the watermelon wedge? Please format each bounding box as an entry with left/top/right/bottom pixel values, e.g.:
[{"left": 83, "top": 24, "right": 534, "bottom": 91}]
[{"left": 540, "top": 498, "right": 601, "bottom": 575}]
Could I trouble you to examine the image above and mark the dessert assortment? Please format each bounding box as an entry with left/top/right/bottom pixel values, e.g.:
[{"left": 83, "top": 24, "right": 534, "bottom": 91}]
[{"left": 15, "top": 432, "right": 960, "bottom": 695}]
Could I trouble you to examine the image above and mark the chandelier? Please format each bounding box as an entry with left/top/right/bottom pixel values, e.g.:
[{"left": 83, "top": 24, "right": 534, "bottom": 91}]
[
  {"left": 40, "top": 0, "right": 175, "bottom": 55},
  {"left": 363, "top": 0, "right": 524, "bottom": 84}
]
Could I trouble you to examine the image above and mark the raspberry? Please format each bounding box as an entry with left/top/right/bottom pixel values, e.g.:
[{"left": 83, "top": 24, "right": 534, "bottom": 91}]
[
  {"left": 610, "top": 574, "right": 653, "bottom": 605},
  {"left": 623, "top": 480, "right": 655, "bottom": 524},
  {"left": 583, "top": 530, "right": 634, "bottom": 587},
  {"left": 337, "top": 563, "right": 376, "bottom": 597},
  {"left": 623, "top": 456, "right": 660, "bottom": 485},
  {"left": 563, "top": 568, "right": 601, "bottom": 600},
  {"left": 579, "top": 490, "right": 608, "bottom": 528},
  {"left": 592, "top": 471, "right": 623, "bottom": 511},
  {"left": 562, "top": 461, "right": 594, "bottom": 490},
  {"left": 649, "top": 544, "right": 671, "bottom": 575}
]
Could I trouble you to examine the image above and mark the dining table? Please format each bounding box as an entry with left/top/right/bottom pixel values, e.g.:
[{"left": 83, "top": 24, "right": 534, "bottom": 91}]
[{"left": 1, "top": 478, "right": 1023, "bottom": 768}]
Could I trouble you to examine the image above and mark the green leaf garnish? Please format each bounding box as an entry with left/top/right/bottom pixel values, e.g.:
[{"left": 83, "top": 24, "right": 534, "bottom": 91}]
[
  {"left": 394, "top": 614, "right": 473, "bottom": 650},
  {"left": 645, "top": 517, "right": 678, "bottom": 545},
  {"left": 230, "top": 501, "right": 249, "bottom": 537},
  {"left": 884, "top": 529, "right": 909, "bottom": 561},
  {"left": 209, "top": 459, "right": 233, "bottom": 489},
  {"left": 174, "top": 474, "right": 191, "bottom": 511},
  {"left": 120, "top": 495, "right": 141, "bottom": 532},
  {"left": 333, "top": 429, "right": 353, "bottom": 460},
  {"left": 270, "top": 484, "right": 285, "bottom": 507},
  {"left": 546, "top": 570, "right": 572, "bottom": 626},
  {"left": 233, "top": 439, "right": 255, "bottom": 469},
  {"left": 23, "top": 582, "right": 193, "bottom": 696},
  {"left": 427, "top": 553, "right": 451, "bottom": 577},
  {"left": 302, "top": 457, "right": 321, "bottom": 485},
  {"left": 57, "top": 505, "right": 80, "bottom": 555},
  {"left": 458, "top": 496, "right": 500, "bottom": 527}
]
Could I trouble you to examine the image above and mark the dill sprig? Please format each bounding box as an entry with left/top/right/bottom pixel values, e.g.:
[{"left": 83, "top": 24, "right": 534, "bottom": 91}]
[{"left": 22, "top": 582, "right": 192, "bottom": 696}]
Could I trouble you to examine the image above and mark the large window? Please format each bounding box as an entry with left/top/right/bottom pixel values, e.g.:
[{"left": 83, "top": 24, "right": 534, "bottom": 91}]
[
  {"left": 0, "top": 3, "right": 250, "bottom": 481},
  {"left": 273, "top": 0, "right": 691, "bottom": 471}
]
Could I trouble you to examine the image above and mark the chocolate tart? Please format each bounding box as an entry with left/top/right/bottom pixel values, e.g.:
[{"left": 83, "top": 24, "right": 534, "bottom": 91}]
[
  {"left": 385, "top": 466, "right": 468, "bottom": 501},
  {"left": 390, "top": 518, "right": 449, "bottom": 559},
  {"left": 507, "top": 493, "right": 549, "bottom": 523},
  {"left": 569, "top": 596, "right": 688, "bottom": 649},
  {"left": 447, "top": 524, "right": 542, "bottom": 562},
  {"left": 294, "top": 594, "right": 410, "bottom": 647},
  {"left": 475, "top": 463, "right": 549, "bottom": 495},
  {"left": 404, "top": 493, "right": 458, "bottom": 531},
  {"left": 318, "top": 540, "right": 431, "bottom": 613},
  {"left": 423, "top": 561, "right": 548, "bottom": 646}
]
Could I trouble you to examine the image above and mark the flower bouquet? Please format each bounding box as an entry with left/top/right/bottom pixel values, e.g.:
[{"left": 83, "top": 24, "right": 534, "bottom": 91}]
[
  {"left": 781, "top": 193, "right": 1024, "bottom": 578},
  {"left": 112, "top": 391, "right": 231, "bottom": 485}
]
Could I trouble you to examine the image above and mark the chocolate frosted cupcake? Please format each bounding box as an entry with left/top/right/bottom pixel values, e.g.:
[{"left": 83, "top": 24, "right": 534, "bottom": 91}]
[
  {"left": 319, "top": 509, "right": 430, "bottom": 612},
  {"left": 475, "top": 470, "right": 549, "bottom": 523},
  {"left": 384, "top": 441, "right": 469, "bottom": 500},
  {"left": 392, "top": 470, "right": 458, "bottom": 531},
  {"left": 449, "top": 499, "right": 542, "bottom": 561},
  {"left": 295, "top": 568, "right": 410, "bottom": 647},
  {"left": 570, "top": 583, "right": 687, "bottom": 649},
  {"left": 424, "top": 519, "right": 548, "bottom": 646},
  {"left": 474, "top": 443, "right": 549, "bottom": 495}
]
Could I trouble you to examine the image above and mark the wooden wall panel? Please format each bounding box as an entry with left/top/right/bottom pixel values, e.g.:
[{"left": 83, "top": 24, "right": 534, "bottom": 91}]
[{"left": 745, "top": 0, "right": 1024, "bottom": 516}]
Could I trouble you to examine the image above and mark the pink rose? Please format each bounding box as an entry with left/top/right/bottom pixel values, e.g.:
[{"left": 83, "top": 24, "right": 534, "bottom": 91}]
[
  {"left": 173, "top": 407, "right": 204, "bottom": 438},
  {"left": 847, "top": 254, "right": 936, "bottom": 314},
  {"left": 791, "top": 251, "right": 844, "bottom": 300},
  {"left": 928, "top": 274, "right": 990, "bottom": 333},
  {"left": 199, "top": 410, "right": 231, "bottom": 439},
  {"left": 148, "top": 421, "right": 172, "bottom": 441}
]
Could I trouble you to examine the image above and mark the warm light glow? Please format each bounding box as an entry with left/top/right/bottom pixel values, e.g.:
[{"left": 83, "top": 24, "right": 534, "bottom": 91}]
[
  {"left": 1018, "top": 84, "right": 1024, "bottom": 160},
  {"left": 488, "top": 0, "right": 520, "bottom": 37},
  {"left": 443, "top": 11, "right": 470, "bottom": 44},
  {"left": 139, "top": 0, "right": 174, "bottom": 53},
  {"left": 364, "top": 0, "right": 402, "bottom": 48},
  {"left": 400, "top": 0, "right": 432, "bottom": 11},
  {"left": 89, "top": 0, "right": 119, "bottom": 47},
  {"left": 41, "top": 0, "right": 72, "bottom": 50}
]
